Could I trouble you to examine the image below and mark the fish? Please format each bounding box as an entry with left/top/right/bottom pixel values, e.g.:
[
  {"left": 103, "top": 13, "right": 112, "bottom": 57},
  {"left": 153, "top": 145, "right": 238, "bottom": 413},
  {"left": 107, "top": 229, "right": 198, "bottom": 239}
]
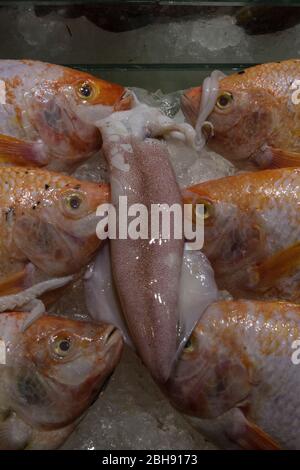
[
  {"left": 0, "top": 166, "right": 109, "bottom": 291},
  {"left": 0, "top": 312, "right": 123, "bottom": 449},
  {"left": 166, "top": 299, "right": 300, "bottom": 450},
  {"left": 0, "top": 60, "right": 128, "bottom": 171},
  {"left": 183, "top": 167, "right": 300, "bottom": 302},
  {"left": 181, "top": 60, "right": 300, "bottom": 170},
  {"left": 96, "top": 102, "right": 194, "bottom": 383}
]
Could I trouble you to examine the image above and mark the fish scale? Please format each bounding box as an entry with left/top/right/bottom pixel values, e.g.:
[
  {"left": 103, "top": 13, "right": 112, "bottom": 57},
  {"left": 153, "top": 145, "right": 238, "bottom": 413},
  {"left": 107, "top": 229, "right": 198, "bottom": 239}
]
[
  {"left": 0, "top": 166, "right": 109, "bottom": 280},
  {"left": 184, "top": 168, "right": 300, "bottom": 302},
  {"left": 182, "top": 59, "right": 300, "bottom": 169},
  {"left": 0, "top": 312, "right": 122, "bottom": 449},
  {"left": 0, "top": 60, "right": 128, "bottom": 172},
  {"left": 167, "top": 299, "right": 300, "bottom": 449}
]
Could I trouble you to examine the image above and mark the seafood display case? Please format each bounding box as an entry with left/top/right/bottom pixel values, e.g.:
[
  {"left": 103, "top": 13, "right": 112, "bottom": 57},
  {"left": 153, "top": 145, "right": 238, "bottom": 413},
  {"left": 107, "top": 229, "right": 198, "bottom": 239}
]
[
  {"left": 3, "top": 1, "right": 300, "bottom": 91},
  {"left": 1, "top": 0, "right": 300, "bottom": 452}
]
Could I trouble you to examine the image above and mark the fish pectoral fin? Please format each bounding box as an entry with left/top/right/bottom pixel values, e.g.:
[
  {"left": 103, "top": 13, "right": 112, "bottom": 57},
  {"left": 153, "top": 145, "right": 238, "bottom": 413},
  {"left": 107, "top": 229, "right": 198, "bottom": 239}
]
[
  {"left": 0, "top": 265, "right": 33, "bottom": 296},
  {"left": 235, "top": 418, "right": 281, "bottom": 450},
  {"left": 0, "top": 134, "right": 48, "bottom": 166},
  {"left": 268, "top": 146, "right": 300, "bottom": 168},
  {"left": 0, "top": 417, "right": 31, "bottom": 450},
  {"left": 227, "top": 408, "right": 282, "bottom": 450},
  {"left": 250, "top": 243, "right": 300, "bottom": 289}
]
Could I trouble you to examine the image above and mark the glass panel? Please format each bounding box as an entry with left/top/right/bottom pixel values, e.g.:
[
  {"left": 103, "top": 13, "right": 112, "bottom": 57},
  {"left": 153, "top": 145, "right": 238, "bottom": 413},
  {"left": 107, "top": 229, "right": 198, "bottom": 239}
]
[
  {"left": 0, "top": 3, "right": 299, "bottom": 90},
  {"left": 73, "top": 63, "right": 247, "bottom": 91},
  {"left": 2, "top": 2, "right": 300, "bottom": 5}
]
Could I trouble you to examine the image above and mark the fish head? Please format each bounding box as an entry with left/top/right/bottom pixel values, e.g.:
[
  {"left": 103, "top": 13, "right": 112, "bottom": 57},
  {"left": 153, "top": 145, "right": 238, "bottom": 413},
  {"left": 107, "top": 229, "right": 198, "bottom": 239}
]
[
  {"left": 57, "top": 68, "right": 132, "bottom": 123},
  {"left": 182, "top": 75, "right": 279, "bottom": 167},
  {"left": 6, "top": 314, "right": 123, "bottom": 429},
  {"left": 27, "top": 68, "right": 132, "bottom": 169},
  {"left": 166, "top": 304, "right": 250, "bottom": 418},
  {"left": 13, "top": 176, "right": 110, "bottom": 276},
  {"left": 183, "top": 181, "right": 262, "bottom": 270}
]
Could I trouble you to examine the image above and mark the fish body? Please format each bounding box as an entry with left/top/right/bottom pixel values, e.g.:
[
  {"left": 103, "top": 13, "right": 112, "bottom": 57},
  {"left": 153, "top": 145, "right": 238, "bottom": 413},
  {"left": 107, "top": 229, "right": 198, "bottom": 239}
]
[
  {"left": 0, "top": 166, "right": 109, "bottom": 280},
  {"left": 182, "top": 60, "right": 300, "bottom": 170},
  {"left": 0, "top": 312, "right": 123, "bottom": 449},
  {"left": 184, "top": 168, "right": 300, "bottom": 302},
  {"left": 166, "top": 299, "right": 300, "bottom": 450},
  {"left": 0, "top": 60, "right": 127, "bottom": 171}
]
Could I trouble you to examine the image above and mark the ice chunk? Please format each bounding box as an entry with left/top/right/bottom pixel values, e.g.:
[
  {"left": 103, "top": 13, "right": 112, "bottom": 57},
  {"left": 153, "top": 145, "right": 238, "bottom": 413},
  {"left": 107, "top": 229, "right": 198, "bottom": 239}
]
[
  {"left": 166, "top": 135, "right": 235, "bottom": 189},
  {"left": 62, "top": 347, "right": 217, "bottom": 450},
  {"left": 130, "top": 88, "right": 182, "bottom": 118},
  {"left": 73, "top": 152, "right": 109, "bottom": 183}
]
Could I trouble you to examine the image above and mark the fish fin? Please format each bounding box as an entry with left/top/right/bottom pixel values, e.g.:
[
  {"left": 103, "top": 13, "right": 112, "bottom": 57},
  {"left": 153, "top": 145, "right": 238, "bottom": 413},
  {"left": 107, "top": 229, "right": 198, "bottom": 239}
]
[
  {"left": 226, "top": 408, "right": 281, "bottom": 450},
  {"left": 268, "top": 147, "right": 300, "bottom": 168},
  {"left": 25, "top": 422, "right": 76, "bottom": 450},
  {"left": 250, "top": 243, "right": 300, "bottom": 289},
  {"left": 0, "top": 419, "right": 30, "bottom": 450},
  {"left": 235, "top": 419, "right": 281, "bottom": 450},
  {"left": 0, "top": 265, "right": 33, "bottom": 296},
  {"left": 0, "top": 134, "right": 48, "bottom": 166}
]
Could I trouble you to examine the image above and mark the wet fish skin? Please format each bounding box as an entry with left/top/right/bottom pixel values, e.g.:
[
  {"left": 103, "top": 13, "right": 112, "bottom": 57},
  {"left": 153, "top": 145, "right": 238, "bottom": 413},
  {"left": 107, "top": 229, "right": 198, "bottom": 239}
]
[
  {"left": 0, "top": 312, "right": 123, "bottom": 449},
  {"left": 0, "top": 60, "right": 127, "bottom": 171},
  {"left": 166, "top": 299, "right": 300, "bottom": 450},
  {"left": 182, "top": 60, "right": 300, "bottom": 170},
  {"left": 183, "top": 168, "right": 300, "bottom": 302},
  {"left": 0, "top": 166, "right": 109, "bottom": 279}
]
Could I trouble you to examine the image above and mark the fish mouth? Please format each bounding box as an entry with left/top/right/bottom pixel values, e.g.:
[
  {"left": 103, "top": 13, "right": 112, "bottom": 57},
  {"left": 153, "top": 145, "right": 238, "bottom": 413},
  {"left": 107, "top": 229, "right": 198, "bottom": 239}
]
[
  {"left": 104, "top": 326, "right": 123, "bottom": 350},
  {"left": 181, "top": 87, "right": 201, "bottom": 127}
]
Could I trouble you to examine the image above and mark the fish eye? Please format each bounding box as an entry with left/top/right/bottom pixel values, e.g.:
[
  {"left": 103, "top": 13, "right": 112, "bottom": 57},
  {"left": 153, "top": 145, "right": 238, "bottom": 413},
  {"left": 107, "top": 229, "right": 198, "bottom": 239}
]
[
  {"left": 51, "top": 335, "right": 72, "bottom": 359},
  {"left": 65, "top": 193, "right": 82, "bottom": 210},
  {"left": 184, "top": 335, "right": 196, "bottom": 353},
  {"left": 192, "top": 199, "right": 214, "bottom": 223},
  {"left": 216, "top": 92, "right": 233, "bottom": 109},
  {"left": 61, "top": 190, "right": 87, "bottom": 218},
  {"left": 77, "top": 81, "right": 96, "bottom": 100}
]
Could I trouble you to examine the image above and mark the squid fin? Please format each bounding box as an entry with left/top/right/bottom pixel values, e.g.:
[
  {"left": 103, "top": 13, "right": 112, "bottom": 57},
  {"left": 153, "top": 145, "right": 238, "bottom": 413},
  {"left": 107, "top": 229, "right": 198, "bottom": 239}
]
[
  {"left": 251, "top": 243, "right": 300, "bottom": 289},
  {"left": 268, "top": 147, "right": 300, "bottom": 169},
  {"left": 0, "top": 134, "right": 47, "bottom": 166}
]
